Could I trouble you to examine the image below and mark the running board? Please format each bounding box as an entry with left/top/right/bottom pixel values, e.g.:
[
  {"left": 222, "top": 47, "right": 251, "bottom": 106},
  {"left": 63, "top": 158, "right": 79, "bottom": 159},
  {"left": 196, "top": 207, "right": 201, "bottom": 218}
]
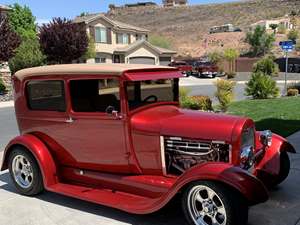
[{"left": 47, "top": 183, "right": 161, "bottom": 214}]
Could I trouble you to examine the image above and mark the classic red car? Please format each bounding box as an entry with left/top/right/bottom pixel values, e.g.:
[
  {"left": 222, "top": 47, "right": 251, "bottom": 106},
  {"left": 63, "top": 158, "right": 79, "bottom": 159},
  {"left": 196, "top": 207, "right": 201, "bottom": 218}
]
[
  {"left": 169, "top": 61, "right": 193, "bottom": 76},
  {"left": 1, "top": 64, "right": 295, "bottom": 225},
  {"left": 192, "top": 61, "right": 219, "bottom": 78}
]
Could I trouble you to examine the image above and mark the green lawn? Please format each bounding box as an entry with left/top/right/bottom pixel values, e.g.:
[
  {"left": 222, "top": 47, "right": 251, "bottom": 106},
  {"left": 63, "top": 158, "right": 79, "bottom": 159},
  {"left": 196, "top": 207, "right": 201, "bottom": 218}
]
[{"left": 228, "top": 97, "right": 300, "bottom": 137}]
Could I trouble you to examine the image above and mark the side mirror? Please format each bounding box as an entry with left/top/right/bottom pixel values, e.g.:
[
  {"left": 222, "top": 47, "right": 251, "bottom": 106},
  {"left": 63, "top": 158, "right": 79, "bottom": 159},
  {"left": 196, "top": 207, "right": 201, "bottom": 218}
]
[{"left": 105, "top": 106, "right": 115, "bottom": 115}]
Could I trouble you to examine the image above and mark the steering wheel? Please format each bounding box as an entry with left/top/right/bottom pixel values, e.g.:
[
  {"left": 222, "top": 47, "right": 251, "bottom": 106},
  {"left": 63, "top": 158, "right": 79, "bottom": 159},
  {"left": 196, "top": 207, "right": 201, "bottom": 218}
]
[{"left": 143, "top": 95, "right": 158, "bottom": 103}]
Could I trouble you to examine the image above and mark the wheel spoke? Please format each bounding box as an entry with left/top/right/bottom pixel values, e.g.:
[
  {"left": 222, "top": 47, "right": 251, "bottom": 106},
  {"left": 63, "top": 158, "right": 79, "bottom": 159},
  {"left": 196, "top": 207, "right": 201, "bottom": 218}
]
[
  {"left": 196, "top": 216, "right": 209, "bottom": 225},
  {"left": 217, "top": 207, "right": 226, "bottom": 216},
  {"left": 207, "top": 189, "right": 215, "bottom": 200}
]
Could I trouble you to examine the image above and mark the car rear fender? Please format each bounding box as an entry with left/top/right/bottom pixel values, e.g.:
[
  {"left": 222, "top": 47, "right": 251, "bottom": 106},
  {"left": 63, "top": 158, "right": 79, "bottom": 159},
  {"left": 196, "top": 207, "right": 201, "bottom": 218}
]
[
  {"left": 157, "top": 163, "right": 268, "bottom": 208},
  {"left": 1, "top": 134, "right": 58, "bottom": 187},
  {"left": 255, "top": 133, "right": 296, "bottom": 176}
]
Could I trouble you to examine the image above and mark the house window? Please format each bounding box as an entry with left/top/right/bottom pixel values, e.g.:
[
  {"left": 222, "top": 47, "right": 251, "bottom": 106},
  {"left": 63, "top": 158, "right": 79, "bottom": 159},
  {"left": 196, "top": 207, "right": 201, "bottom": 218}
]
[
  {"left": 95, "top": 58, "right": 106, "bottom": 63},
  {"left": 117, "top": 33, "right": 129, "bottom": 44},
  {"left": 136, "top": 34, "right": 146, "bottom": 41},
  {"left": 26, "top": 80, "right": 66, "bottom": 112},
  {"left": 95, "top": 27, "right": 107, "bottom": 43}
]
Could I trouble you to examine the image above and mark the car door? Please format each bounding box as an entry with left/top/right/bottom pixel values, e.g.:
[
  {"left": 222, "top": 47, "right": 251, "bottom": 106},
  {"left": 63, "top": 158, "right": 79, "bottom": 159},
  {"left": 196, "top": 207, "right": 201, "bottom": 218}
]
[{"left": 54, "top": 77, "right": 130, "bottom": 174}]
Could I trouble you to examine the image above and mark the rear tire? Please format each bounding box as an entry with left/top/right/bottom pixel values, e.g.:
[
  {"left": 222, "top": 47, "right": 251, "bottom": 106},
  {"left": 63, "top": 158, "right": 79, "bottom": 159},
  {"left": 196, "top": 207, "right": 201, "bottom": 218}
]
[
  {"left": 182, "top": 181, "right": 248, "bottom": 225},
  {"left": 8, "top": 146, "right": 44, "bottom": 196}
]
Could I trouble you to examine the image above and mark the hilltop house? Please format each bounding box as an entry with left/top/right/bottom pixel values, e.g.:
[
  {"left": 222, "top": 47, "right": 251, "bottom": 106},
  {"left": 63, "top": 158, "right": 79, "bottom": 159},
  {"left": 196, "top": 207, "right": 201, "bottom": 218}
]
[
  {"left": 250, "top": 16, "right": 294, "bottom": 32},
  {"left": 0, "top": 4, "right": 11, "bottom": 17},
  {"left": 73, "top": 14, "right": 176, "bottom": 65},
  {"left": 163, "top": 0, "right": 187, "bottom": 7}
]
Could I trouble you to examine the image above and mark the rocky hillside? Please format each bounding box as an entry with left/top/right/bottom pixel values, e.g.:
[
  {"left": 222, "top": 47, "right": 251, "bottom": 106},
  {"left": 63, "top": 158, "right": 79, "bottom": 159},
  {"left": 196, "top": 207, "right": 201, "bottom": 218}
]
[{"left": 107, "top": 0, "right": 300, "bottom": 57}]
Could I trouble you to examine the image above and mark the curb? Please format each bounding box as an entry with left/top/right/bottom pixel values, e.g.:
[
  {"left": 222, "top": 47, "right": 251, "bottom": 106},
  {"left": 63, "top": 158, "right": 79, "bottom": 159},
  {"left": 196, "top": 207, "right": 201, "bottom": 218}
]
[{"left": 0, "top": 101, "right": 14, "bottom": 108}]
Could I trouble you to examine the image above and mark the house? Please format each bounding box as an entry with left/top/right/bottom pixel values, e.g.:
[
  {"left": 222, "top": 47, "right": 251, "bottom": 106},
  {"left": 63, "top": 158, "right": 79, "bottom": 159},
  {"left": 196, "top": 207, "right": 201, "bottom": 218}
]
[
  {"left": 0, "top": 4, "right": 11, "bottom": 17},
  {"left": 163, "top": 0, "right": 187, "bottom": 7},
  {"left": 73, "top": 14, "right": 176, "bottom": 65},
  {"left": 124, "top": 2, "right": 157, "bottom": 8},
  {"left": 250, "top": 16, "right": 294, "bottom": 32}
]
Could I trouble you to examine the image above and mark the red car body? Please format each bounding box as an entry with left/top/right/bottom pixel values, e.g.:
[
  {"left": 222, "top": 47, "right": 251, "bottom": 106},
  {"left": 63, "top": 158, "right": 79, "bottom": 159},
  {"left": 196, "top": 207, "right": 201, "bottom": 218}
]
[
  {"left": 169, "top": 61, "right": 193, "bottom": 76},
  {"left": 0, "top": 64, "right": 295, "bottom": 222}
]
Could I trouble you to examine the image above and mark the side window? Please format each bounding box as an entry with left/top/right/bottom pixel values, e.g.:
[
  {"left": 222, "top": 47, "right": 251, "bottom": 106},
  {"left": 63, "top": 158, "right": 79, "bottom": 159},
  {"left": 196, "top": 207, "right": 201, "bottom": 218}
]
[
  {"left": 26, "top": 80, "right": 66, "bottom": 112},
  {"left": 70, "top": 79, "right": 120, "bottom": 113}
]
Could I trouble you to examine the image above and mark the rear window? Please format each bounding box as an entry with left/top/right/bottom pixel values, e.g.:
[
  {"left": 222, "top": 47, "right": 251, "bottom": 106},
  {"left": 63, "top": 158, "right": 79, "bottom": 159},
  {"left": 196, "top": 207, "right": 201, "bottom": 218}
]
[{"left": 26, "top": 80, "right": 66, "bottom": 112}]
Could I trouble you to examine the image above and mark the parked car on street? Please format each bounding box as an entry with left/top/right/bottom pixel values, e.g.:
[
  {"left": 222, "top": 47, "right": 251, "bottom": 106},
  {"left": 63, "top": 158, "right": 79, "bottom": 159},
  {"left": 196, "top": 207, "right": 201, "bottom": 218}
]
[
  {"left": 169, "top": 61, "right": 193, "bottom": 77},
  {"left": 192, "top": 61, "right": 219, "bottom": 78},
  {"left": 1, "top": 64, "right": 295, "bottom": 225}
]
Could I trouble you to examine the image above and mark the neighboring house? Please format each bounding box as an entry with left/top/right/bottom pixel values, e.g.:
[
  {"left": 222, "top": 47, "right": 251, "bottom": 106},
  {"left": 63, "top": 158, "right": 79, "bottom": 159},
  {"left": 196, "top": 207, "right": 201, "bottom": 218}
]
[
  {"left": 109, "top": 2, "right": 157, "bottom": 11},
  {"left": 73, "top": 14, "right": 176, "bottom": 65},
  {"left": 0, "top": 4, "right": 11, "bottom": 17},
  {"left": 163, "top": 0, "right": 187, "bottom": 7},
  {"left": 250, "top": 16, "right": 294, "bottom": 31}
]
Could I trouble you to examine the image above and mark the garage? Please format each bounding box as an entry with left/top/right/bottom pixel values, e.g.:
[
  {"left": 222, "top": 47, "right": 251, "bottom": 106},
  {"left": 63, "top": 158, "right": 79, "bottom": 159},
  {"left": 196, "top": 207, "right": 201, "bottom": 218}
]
[
  {"left": 159, "top": 57, "right": 172, "bottom": 66},
  {"left": 129, "top": 57, "right": 156, "bottom": 65}
]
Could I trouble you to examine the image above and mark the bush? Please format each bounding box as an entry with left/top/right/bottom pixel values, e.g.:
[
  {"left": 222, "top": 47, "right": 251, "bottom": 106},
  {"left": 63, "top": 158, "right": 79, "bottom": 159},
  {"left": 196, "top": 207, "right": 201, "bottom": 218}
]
[
  {"left": 214, "top": 79, "right": 236, "bottom": 112},
  {"left": 245, "top": 72, "right": 280, "bottom": 99},
  {"left": 9, "top": 37, "right": 45, "bottom": 74},
  {"left": 181, "top": 96, "right": 213, "bottom": 111},
  {"left": 277, "top": 24, "right": 286, "bottom": 34},
  {"left": 287, "top": 89, "right": 299, "bottom": 96},
  {"left": 226, "top": 72, "right": 236, "bottom": 79},
  {"left": 287, "top": 29, "right": 299, "bottom": 43},
  {"left": 253, "top": 56, "right": 279, "bottom": 76},
  {"left": 287, "top": 81, "right": 300, "bottom": 91},
  {"left": 148, "top": 34, "right": 171, "bottom": 49},
  {"left": 0, "top": 78, "right": 7, "bottom": 94}
]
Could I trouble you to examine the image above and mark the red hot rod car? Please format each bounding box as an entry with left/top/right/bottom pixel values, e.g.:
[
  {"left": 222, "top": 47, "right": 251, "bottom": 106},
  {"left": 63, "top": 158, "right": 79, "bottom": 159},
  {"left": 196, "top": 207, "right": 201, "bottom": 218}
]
[{"left": 1, "top": 64, "right": 295, "bottom": 225}]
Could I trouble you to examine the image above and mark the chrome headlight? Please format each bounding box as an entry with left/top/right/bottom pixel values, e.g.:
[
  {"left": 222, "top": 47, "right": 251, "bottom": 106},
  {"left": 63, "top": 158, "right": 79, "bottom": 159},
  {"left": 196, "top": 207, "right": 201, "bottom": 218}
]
[
  {"left": 260, "top": 130, "right": 272, "bottom": 147},
  {"left": 240, "top": 127, "right": 255, "bottom": 170}
]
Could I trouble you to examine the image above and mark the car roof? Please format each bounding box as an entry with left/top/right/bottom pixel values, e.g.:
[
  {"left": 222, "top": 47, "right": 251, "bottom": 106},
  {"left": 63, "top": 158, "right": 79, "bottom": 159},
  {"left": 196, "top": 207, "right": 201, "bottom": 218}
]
[{"left": 14, "top": 63, "right": 177, "bottom": 81}]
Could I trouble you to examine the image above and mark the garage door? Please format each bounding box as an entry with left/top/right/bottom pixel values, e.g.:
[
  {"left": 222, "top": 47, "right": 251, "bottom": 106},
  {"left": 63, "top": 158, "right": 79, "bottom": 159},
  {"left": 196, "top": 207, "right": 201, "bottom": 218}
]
[
  {"left": 129, "top": 57, "right": 155, "bottom": 65},
  {"left": 159, "top": 57, "right": 171, "bottom": 66}
]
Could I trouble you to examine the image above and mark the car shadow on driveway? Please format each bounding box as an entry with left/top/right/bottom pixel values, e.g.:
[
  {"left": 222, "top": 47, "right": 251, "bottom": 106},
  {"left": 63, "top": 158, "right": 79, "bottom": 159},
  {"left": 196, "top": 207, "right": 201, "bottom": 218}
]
[{"left": 0, "top": 171, "right": 186, "bottom": 225}]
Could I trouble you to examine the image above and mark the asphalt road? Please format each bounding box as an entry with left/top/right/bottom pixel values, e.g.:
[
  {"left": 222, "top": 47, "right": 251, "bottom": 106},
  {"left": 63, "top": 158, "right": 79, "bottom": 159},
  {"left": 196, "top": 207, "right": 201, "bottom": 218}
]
[{"left": 0, "top": 106, "right": 300, "bottom": 225}]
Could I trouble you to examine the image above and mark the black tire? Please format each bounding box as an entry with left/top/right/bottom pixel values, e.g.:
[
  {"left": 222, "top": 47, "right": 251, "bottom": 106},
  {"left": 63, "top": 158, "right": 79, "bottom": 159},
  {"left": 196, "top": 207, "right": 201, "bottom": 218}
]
[
  {"left": 8, "top": 146, "right": 44, "bottom": 196},
  {"left": 273, "top": 151, "right": 290, "bottom": 186},
  {"left": 182, "top": 181, "right": 248, "bottom": 225}
]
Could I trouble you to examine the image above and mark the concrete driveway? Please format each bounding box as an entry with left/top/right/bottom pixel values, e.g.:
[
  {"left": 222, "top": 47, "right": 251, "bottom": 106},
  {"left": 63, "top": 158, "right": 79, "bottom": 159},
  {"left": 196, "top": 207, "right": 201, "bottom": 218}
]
[{"left": 0, "top": 105, "right": 300, "bottom": 225}]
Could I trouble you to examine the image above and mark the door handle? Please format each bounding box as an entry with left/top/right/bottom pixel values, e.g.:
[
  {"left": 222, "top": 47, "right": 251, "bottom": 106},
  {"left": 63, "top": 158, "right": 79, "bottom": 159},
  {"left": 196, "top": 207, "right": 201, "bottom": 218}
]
[{"left": 65, "top": 117, "right": 75, "bottom": 123}]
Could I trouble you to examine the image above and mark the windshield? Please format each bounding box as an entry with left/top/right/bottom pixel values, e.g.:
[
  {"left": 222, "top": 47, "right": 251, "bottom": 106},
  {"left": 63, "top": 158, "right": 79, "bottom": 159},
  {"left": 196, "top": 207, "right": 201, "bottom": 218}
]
[{"left": 126, "top": 79, "right": 179, "bottom": 110}]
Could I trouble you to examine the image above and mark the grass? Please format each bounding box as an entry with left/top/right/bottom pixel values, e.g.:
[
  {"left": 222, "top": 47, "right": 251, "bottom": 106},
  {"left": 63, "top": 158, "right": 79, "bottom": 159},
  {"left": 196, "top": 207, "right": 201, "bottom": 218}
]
[{"left": 228, "top": 97, "right": 300, "bottom": 137}]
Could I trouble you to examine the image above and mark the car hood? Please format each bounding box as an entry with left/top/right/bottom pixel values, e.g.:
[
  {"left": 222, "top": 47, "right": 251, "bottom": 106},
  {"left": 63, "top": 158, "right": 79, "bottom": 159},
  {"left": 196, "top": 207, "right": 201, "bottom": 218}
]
[{"left": 131, "top": 105, "right": 247, "bottom": 142}]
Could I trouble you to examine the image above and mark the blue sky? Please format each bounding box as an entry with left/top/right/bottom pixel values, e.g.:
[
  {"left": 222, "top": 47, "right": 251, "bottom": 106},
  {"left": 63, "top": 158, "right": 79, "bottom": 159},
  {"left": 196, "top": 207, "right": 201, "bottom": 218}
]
[{"left": 2, "top": 0, "right": 238, "bottom": 23}]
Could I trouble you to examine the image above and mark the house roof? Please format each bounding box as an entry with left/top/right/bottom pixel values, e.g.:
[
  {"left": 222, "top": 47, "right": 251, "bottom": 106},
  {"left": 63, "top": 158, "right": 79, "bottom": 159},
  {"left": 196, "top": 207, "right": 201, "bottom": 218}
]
[
  {"left": 114, "top": 40, "right": 177, "bottom": 55},
  {"left": 14, "top": 63, "right": 177, "bottom": 81},
  {"left": 0, "top": 5, "right": 11, "bottom": 10},
  {"left": 73, "top": 14, "right": 149, "bottom": 33}
]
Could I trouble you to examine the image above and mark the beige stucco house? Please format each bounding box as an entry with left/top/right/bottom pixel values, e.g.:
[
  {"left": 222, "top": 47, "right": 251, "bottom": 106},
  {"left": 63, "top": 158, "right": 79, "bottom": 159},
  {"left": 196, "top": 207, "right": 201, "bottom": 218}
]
[
  {"left": 73, "top": 14, "right": 176, "bottom": 65},
  {"left": 250, "top": 16, "right": 294, "bottom": 32}
]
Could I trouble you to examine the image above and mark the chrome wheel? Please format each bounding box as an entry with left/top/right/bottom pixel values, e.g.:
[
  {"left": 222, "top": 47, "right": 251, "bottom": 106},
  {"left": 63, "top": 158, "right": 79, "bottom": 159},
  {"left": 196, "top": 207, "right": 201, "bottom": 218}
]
[
  {"left": 187, "top": 185, "right": 227, "bottom": 225},
  {"left": 12, "top": 155, "right": 34, "bottom": 189}
]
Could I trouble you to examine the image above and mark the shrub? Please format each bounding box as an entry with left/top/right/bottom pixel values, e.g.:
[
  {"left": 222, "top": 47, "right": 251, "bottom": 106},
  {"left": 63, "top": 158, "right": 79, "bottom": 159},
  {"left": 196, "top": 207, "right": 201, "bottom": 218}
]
[
  {"left": 277, "top": 24, "right": 286, "bottom": 34},
  {"left": 226, "top": 72, "right": 236, "bottom": 79},
  {"left": 287, "top": 29, "right": 299, "bottom": 43},
  {"left": 287, "top": 81, "right": 300, "bottom": 91},
  {"left": 179, "top": 87, "right": 190, "bottom": 101},
  {"left": 9, "top": 37, "right": 45, "bottom": 74},
  {"left": 0, "top": 78, "right": 7, "bottom": 94},
  {"left": 148, "top": 34, "right": 171, "bottom": 49},
  {"left": 214, "top": 79, "right": 236, "bottom": 112},
  {"left": 253, "top": 56, "right": 279, "bottom": 76},
  {"left": 181, "top": 96, "right": 213, "bottom": 111},
  {"left": 287, "top": 89, "right": 299, "bottom": 96},
  {"left": 245, "top": 72, "right": 280, "bottom": 99}
]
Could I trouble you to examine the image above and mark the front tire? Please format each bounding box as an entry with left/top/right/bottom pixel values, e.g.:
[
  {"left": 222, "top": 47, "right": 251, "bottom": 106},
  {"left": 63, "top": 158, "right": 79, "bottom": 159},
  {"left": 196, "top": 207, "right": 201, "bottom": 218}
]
[
  {"left": 8, "top": 146, "right": 44, "bottom": 196},
  {"left": 182, "top": 181, "right": 248, "bottom": 225},
  {"left": 273, "top": 151, "right": 290, "bottom": 186}
]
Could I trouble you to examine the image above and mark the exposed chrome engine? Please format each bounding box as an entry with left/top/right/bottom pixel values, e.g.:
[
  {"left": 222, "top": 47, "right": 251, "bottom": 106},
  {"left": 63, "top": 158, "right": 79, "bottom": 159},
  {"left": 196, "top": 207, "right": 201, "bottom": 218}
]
[{"left": 164, "top": 137, "right": 231, "bottom": 175}]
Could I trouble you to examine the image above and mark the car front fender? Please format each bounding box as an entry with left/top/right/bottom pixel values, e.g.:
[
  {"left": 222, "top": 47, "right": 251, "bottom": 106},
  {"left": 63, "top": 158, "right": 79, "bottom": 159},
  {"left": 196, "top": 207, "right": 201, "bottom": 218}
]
[
  {"left": 255, "top": 133, "right": 296, "bottom": 176},
  {"left": 1, "top": 134, "right": 58, "bottom": 188}
]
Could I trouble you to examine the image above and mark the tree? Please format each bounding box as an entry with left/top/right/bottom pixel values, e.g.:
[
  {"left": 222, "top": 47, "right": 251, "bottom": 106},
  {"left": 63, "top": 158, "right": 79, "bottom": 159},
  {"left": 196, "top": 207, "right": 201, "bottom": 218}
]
[
  {"left": 39, "top": 18, "right": 88, "bottom": 64},
  {"left": 253, "top": 56, "right": 279, "bottom": 76},
  {"left": 9, "top": 37, "right": 45, "bottom": 74},
  {"left": 224, "top": 48, "right": 239, "bottom": 74},
  {"left": 0, "top": 15, "right": 21, "bottom": 63},
  {"left": 245, "top": 26, "right": 275, "bottom": 57},
  {"left": 149, "top": 34, "right": 171, "bottom": 49},
  {"left": 288, "top": 29, "right": 299, "bottom": 43},
  {"left": 8, "top": 3, "right": 37, "bottom": 39},
  {"left": 208, "top": 51, "right": 223, "bottom": 65},
  {"left": 81, "top": 36, "right": 96, "bottom": 61},
  {"left": 214, "top": 79, "right": 236, "bottom": 112},
  {"left": 269, "top": 24, "right": 278, "bottom": 34},
  {"left": 245, "top": 72, "right": 279, "bottom": 99}
]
